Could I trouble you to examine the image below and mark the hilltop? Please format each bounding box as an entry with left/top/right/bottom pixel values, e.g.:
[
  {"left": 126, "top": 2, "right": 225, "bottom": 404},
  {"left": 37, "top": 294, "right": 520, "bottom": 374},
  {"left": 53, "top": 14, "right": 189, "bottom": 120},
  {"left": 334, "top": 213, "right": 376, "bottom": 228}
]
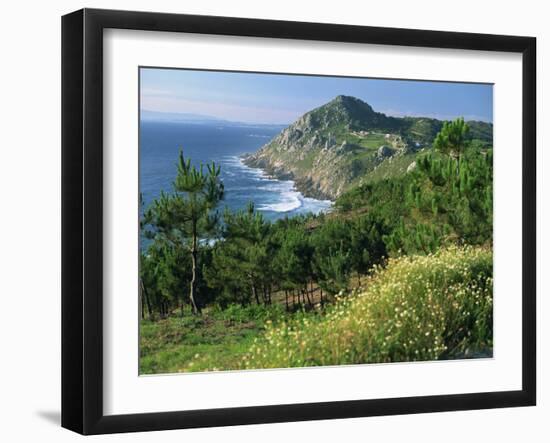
[{"left": 243, "top": 95, "right": 493, "bottom": 199}]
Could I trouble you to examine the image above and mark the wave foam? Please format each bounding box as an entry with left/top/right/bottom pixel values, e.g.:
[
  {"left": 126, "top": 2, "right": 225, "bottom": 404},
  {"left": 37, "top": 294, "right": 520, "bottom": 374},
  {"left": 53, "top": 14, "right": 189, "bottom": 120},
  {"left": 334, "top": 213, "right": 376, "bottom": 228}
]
[
  {"left": 258, "top": 191, "right": 302, "bottom": 213},
  {"left": 222, "top": 156, "right": 268, "bottom": 180},
  {"left": 223, "top": 155, "right": 333, "bottom": 215}
]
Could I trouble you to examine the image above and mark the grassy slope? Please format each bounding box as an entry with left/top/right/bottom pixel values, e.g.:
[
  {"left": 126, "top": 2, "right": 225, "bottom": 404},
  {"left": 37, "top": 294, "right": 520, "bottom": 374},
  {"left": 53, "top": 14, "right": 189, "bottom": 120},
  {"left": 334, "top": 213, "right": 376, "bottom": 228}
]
[
  {"left": 141, "top": 246, "right": 493, "bottom": 373},
  {"left": 354, "top": 152, "right": 416, "bottom": 186},
  {"left": 244, "top": 245, "right": 493, "bottom": 369},
  {"left": 140, "top": 305, "right": 286, "bottom": 374}
]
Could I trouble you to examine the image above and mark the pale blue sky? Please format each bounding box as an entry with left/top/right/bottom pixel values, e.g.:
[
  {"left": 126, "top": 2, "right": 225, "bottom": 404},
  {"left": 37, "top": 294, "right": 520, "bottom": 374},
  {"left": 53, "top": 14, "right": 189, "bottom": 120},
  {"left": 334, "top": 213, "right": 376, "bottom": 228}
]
[{"left": 140, "top": 68, "right": 493, "bottom": 125}]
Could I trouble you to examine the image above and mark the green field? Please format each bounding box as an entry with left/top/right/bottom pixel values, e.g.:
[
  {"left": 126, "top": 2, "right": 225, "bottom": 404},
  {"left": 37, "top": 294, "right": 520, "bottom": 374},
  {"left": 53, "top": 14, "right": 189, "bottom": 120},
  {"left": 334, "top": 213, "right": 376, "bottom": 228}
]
[{"left": 339, "top": 131, "right": 387, "bottom": 149}]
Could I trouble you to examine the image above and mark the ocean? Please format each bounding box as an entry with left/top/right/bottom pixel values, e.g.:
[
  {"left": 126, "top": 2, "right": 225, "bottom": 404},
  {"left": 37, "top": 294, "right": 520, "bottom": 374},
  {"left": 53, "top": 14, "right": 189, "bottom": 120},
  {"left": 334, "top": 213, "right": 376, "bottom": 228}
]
[{"left": 139, "top": 121, "right": 333, "bottom": 223}]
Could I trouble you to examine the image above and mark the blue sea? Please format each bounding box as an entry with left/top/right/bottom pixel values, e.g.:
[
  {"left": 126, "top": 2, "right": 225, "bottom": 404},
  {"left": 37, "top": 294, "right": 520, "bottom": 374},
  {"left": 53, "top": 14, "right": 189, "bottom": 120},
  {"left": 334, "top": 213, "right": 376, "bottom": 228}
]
[{"left": 139, "top": 121, "right": 333, "bottom": 223}]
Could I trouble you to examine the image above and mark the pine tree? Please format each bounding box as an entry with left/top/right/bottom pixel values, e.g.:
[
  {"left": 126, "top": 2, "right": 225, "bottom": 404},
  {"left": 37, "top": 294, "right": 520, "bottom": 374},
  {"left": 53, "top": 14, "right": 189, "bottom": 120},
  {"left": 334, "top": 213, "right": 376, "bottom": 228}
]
[
  {"left": 144, "top": 150, "right": 224, "bottom": 314},
  {"left": 205, "top": 202, "right": 272, "bottom": 307},
  {"left": 349, "top": 215, "right": 386, "bottom": 284},
  {"left": 314, "top": 243, "right": 351, "bottom": 296},
  {"left": 433, "top": 117, "right": 470, "bottom": 159}
]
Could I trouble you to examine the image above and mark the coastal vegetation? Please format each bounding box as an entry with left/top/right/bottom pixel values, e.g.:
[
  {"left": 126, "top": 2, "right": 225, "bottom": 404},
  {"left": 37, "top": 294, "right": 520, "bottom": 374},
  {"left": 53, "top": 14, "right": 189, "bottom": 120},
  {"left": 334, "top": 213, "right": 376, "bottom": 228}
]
[
  {"left": 141, "top": 246, "right": 492, "bottom": 373},
  {"left": 140, "top": 97, "right": 494, "bottom": 374}
]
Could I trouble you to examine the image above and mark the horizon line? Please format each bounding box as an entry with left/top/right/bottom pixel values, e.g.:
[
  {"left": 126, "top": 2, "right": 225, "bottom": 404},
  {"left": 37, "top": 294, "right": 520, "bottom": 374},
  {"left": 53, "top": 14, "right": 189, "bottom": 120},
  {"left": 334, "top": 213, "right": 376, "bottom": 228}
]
[{"left": 140, "top": 106, "right": 494, "bottom": 126}]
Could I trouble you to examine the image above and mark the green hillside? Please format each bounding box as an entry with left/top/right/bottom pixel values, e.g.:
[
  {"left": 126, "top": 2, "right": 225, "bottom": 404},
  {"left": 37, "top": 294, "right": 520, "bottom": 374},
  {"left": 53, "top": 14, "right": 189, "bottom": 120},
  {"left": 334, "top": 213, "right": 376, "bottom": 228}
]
[{"left": 243, "top": 95, "right": 492, "bottom": 199}]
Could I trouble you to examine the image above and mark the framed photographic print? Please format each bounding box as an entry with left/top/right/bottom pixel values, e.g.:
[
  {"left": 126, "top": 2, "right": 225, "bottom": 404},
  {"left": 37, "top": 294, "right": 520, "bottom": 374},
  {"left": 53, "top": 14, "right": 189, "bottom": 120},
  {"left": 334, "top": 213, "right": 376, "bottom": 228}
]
[{"left": 61, "top": 8, "right": 536, "bottom": 435}]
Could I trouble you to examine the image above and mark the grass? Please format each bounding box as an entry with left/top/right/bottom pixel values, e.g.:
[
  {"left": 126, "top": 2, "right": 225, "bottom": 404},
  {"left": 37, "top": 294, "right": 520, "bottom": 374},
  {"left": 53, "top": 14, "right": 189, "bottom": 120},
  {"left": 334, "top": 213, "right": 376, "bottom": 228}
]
[
  {"left": 140, "top": 304, "right": 288, "bottom": 374},
  {"left": 360, "top": 153, "right": 417, "bottom": 185},
  {"left": 339, "top": 132, "right": 386, "bottom": 149},
  {"left": 141, "top": 245, "right": 492, "bottom": 374},
  {"left": 293, "top": 151, "right": 316, "bottom": 170}
]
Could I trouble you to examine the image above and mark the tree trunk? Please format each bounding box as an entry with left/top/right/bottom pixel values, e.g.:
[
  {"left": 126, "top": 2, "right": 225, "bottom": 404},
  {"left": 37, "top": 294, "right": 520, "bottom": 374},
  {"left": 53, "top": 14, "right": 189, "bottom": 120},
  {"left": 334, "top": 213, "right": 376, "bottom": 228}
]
[
  {"left": 305, "top": 288, "right": 312, "bottom": 307},
  {"left": 285, "top": 290, "right": 289, "bottom": 311},
  {"left": 251, "top": 281, "right": 260, "bottom": 305},
  {"left": 262, "top": 286, "right": 270, "bottom": 305},
  {"left": 260, "top": 285, "right": 266, "bottom": 304},
  {"left": 189, "top": 221, "right": 201, "bottom": 315},
  {"left": 140, "top": 278, "right": 153, "bottom": 320}
]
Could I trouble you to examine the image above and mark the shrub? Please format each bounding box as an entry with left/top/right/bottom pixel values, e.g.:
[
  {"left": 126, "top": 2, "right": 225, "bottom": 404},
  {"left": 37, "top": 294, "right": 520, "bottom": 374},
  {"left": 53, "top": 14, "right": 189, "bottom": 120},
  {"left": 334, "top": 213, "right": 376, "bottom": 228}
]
[
  {"left": 210, "top": 303, "right": 286, "bottom": 324},
  {"left": 242, "top": 245, "right": 492, "bottom": 369}
]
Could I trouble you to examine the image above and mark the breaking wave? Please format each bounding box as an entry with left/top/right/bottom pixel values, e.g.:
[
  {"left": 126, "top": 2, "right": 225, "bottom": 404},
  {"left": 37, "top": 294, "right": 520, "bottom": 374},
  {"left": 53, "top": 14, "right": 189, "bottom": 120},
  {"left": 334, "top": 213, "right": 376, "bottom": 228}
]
[{"left": 220, "top": 155, "right": 332, "bottom": 215}]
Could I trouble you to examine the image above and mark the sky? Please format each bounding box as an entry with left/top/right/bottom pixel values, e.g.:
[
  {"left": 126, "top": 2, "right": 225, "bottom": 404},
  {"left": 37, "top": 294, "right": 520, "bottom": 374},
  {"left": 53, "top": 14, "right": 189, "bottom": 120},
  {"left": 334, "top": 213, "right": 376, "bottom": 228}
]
[{"left": 140, "top": 68, "right": 493, "bottom": 125}]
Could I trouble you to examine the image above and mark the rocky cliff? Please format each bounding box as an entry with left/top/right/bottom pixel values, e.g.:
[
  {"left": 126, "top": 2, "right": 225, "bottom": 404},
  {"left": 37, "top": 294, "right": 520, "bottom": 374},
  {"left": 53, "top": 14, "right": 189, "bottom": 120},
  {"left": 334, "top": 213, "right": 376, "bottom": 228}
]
[{"left": 243, "top": 95, "right": 492, "bottom": 200}]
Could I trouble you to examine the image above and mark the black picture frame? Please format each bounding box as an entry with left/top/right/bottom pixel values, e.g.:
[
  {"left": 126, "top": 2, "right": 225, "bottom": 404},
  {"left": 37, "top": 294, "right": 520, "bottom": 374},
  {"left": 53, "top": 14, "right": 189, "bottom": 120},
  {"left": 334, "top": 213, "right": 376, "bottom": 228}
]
[{"left": 61, "top": 8, "right": 536, "bottom": 435}]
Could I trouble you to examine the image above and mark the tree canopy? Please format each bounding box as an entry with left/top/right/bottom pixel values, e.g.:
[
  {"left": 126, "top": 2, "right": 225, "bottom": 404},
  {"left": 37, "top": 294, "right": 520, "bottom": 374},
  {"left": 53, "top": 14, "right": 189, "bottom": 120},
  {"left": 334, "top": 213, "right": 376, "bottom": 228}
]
[{"left": 433, "top": 117, "right": 470, "bottom": 159}]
